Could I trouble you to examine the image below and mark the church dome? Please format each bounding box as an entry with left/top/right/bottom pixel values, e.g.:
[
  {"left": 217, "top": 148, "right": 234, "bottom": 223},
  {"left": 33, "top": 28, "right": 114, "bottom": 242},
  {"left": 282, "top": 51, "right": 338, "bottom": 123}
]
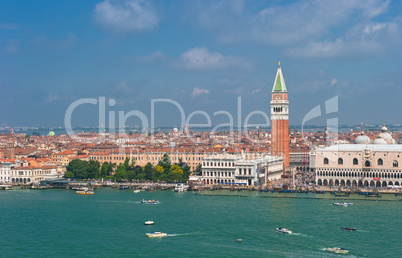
[
  {"left": 47, "top": 128, "right": 55, "bottom": 136},
  {"left": 373, "top": 137, "right": 387, "bottom": 145},
  {"left": 355, "top": 131, "right": 370, "bottom": 144}
]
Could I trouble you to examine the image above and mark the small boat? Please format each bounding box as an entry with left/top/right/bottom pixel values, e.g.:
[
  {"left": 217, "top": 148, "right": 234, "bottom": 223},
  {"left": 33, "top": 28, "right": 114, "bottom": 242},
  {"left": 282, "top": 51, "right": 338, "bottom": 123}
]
[
  {"left": 141, "top": 199, "right": 159, "bottom": 204},
  {"left": 235, "top": 238, "right": 243, "bottom": 242},
  {"left": 133, "top": 189, "right": 141, "bottom": 193},
  {"left": 76, "top": 190, "right": 94, "bottom": 195},
  {"left": 145, "top": 221, "right": 154, "bottom": 225},
  {"left": 174, "top": 183, "right": 188, "bottom": 192},
  {"left": 332, "top": 202, "right": 353, "bottom": 206},
  {"left": 146, "top": 232, "right": 167, "bottom": 238},
  {"left": 328, "top": 247, "right": 349, "bottom": 254},
  {"left": 342, "top": 227, "right": 357, "bottom": 231},
  {"left": 276, "top": 227, "right": 292, "bottom": 234}
]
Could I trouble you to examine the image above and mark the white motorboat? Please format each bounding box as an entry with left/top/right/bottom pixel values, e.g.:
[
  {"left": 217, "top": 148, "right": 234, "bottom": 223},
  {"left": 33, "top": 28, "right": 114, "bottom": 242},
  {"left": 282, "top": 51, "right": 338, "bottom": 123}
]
[
  {"left": 133, "top": 189, "right": 141, "bottom": 193},
  {"left": 141, "top": 199, "right": 159, "bottom": 204},
  {"left": 328, "top": 247, "right": 349, "bottom": 254},
  {"left": 174, "top": 183, "right": 188, "bottom": 192},
  {"left": 146, "top": 232, "right": 167, "bottom": 238},
  {"left": 276, "top": 227, "right": 292, "bottom": 234},
  {"left": 333, "top": 202, "right": 353, "bottom": 206},
  {"left": 145, "top": 221, "right": 154, "bottom": 225}
]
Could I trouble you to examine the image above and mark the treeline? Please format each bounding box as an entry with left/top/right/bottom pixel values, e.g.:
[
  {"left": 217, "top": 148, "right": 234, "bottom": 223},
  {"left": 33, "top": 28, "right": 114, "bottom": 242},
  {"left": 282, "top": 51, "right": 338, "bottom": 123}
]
[{"left": 64, "top": 153, "right": 191, "bottom": 183}]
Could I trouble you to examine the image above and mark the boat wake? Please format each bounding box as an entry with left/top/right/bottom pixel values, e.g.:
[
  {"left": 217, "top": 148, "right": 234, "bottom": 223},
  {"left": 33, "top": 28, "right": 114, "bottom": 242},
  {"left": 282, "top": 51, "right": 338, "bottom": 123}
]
[
  {"left": 167, "top": 232, "right": 200, "bottom": 237},
  {"left": 291, "top": 233, "right": 309, "bottom": 237}
]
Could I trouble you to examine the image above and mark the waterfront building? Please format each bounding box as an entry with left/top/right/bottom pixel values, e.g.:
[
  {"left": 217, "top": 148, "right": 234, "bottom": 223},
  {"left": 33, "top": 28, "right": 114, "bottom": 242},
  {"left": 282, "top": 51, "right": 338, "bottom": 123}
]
[
  {"left": 270, "top": 62, "right": 289, "bottom": 172},
  {"left": 10, "top": 166, "right": 57, "bottom": 184},
  {"left": 315, "top": 126, "right": 402, "bottom": 187},
  {"left": 201, "top": 153, "right": 283, "bottom": 186},
  {"left": 0, "top": 160, "right": 14, "bottom": 183}
]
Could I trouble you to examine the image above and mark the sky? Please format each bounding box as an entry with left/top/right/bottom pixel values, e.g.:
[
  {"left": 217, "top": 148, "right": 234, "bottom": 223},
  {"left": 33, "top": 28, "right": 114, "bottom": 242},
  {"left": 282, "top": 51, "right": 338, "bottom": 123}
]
[{"left": 1, "top": 0, "right": 402, "bottom": 129}]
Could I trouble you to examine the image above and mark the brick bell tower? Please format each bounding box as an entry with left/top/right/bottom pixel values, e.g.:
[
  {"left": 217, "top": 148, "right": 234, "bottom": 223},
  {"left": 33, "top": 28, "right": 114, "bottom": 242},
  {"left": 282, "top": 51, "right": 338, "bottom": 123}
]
[{"left": 270, "top": 62, "right": 289, "bottom": 173}]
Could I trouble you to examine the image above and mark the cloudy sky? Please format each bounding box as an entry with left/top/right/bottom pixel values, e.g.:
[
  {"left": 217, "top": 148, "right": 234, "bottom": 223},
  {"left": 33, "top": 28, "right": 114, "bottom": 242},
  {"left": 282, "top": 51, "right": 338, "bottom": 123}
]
[{"left": 1, "top": 0, "right": 402, "bottom": 128}]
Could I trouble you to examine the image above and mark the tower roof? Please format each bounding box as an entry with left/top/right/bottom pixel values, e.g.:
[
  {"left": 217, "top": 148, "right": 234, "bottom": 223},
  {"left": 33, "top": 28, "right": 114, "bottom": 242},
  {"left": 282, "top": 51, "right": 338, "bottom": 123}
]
[{"left": 272, "top": 62, "right": 287, "bottom": 92}]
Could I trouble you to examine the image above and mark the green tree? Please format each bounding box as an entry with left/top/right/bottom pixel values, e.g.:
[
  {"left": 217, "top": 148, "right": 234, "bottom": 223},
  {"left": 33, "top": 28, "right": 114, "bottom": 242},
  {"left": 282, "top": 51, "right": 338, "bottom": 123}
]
[
  {"left": 66, "top": 159, "right": 88, "bottom": 179},
  {"left": 194, "top": 164, "right": 202, "bottom": 175},
  {"left": 63, "top": 171, "right": 74, "bottom": 178},
  {"left": 87, "top": 160, "right": 101, "bottom": 179},
  {"left": 158, "top": 153, "right": 171, "bottom": 171},
  {"left": 144, "top": 162, "right": 155, "bottom": 181},
  {"left": 100, "top": 162, "right": 110, "bottom": 177}
]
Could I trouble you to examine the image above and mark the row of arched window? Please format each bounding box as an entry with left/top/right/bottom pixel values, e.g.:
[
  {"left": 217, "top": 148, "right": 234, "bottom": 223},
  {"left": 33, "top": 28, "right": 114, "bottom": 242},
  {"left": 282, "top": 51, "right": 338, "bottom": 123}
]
[
  {"left": 273, "top": 107, "right": 283, "bottom": 112},
  {"left": 317, "top": 170, "right": 401, "bottom": 179},
  {"left": 324, "top": 157, "right": 399, "bottom": 167}
]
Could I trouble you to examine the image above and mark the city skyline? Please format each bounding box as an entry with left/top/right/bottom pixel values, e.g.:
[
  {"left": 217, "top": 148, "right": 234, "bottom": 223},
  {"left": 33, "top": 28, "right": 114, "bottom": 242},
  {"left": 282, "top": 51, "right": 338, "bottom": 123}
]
[{"left": 1, "top": 0, "right": 402, "bottom": 127}]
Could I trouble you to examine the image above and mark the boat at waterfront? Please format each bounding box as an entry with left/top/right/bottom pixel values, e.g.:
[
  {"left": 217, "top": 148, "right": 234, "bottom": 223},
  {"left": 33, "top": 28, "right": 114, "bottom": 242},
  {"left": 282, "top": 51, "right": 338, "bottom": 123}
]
[
  {"left": 332, "top": 202, "right": 353, "bottom": 206},
  {"left": 141, "top": 199, "right": 159, "bottom": 204},
  {"left": 145, "top": 221, "right": 154, "bottom": 225},
  {"left": 133, "top": 189, "right": 141, "bottom": 193},
  {"left": 146, "top": 232, "right": 167, "bottom": 238},
  {"left": 0, "top": 184, "right": 13, "bottom": 190},
  {"left": 76, "top": 190, "right": 94, "bottom": 195},
  {"left": 332, "top": 192, "right": 351, "bottom": 197},
  {"left": 174, "top": 183, "right": 188, "bottom": 192},
  {"left": 276, "top": 227, "right": 292, "bottom": 234},
  {"left": 342, "top": 227, "right": 357, "bottom": 231},
  {"left": 328, "top": 247, "right": 349, "bottom": 254}
]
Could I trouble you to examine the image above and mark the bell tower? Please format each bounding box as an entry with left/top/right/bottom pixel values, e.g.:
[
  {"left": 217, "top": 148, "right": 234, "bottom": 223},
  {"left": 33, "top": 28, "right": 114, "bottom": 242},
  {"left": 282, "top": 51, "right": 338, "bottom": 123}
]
[
  {"left": 6, "top": 130, "right": 15, "bottom": 159},
  {"left": 270, "top": 62, "right": 289, "bottom": 173}
]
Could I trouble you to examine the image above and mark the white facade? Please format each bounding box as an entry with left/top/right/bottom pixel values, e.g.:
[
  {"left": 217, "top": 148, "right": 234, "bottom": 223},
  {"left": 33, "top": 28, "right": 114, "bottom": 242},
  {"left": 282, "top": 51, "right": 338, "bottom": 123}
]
[
  {"left": 0, "top": 162, "right": 13, "bottom": 183},
  {"left": 315, "top": 144, "right": 402, "bottom": 188},
  {"left": 201, "top": 153, "right": 283, "bottom": 186}
]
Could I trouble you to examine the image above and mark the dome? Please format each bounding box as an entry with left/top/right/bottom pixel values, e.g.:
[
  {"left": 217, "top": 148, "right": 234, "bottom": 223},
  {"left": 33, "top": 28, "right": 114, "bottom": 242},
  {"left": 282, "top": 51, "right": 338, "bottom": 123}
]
[
  {"left": 355, "top": 131, "right": 370, "bottom": 144},
  {"left": 376, "top": 124, "right": 395, "bottom": 144},
  {"left": 373, "top": 137, "right": 387, "bottom": 145},
  {"left": 47, "top": 129, "right": 55, "bottom": 136},
  {"left": 173, "top": 127, "right": 178, "bottom": 132},
  {"left": 378, "top": 132, "right": 394, "bottom": 144}
]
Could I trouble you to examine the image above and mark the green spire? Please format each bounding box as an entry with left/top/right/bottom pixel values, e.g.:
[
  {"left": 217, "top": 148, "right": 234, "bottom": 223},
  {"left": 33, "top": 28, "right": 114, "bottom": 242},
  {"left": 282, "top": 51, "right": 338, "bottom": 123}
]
[{"left": 272, "top": 62, "right": 287, "bottom": 92}]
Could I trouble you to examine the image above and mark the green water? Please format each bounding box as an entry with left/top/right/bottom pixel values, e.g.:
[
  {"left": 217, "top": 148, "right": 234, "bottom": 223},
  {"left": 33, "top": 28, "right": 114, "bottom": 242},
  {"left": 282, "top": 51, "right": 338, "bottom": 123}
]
[{"left": 0, "top": 188, "right": 400, "bottom": 257}]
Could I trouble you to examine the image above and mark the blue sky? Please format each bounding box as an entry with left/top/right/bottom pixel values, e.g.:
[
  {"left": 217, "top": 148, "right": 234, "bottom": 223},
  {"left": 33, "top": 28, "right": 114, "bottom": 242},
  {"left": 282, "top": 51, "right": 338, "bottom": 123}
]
[{"left": 1, "top": 0, "right": 402, "bottom": 128}]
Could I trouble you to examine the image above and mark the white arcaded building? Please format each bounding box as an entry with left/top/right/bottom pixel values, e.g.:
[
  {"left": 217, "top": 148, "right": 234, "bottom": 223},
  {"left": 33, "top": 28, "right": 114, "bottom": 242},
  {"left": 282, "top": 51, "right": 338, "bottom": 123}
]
[
  {"left": 201, "top": 153, "right": 283, "bottom": 186},
  {"left": 315, "top": 126, "right": 402, "bottom": 188}
]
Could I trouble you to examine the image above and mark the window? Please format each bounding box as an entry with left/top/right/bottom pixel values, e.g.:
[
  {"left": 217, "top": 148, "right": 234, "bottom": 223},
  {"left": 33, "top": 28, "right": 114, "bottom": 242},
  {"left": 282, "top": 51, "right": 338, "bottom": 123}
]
[
  {"left": 324, "top": 158, "right": 329, "bottom": 165},
  {"left": 393, "top": 160, "right": 398, "bottom": 168},
  {"left": 378, "top": 158, "right": 383, "bottom": 166},
  {"left": 353, "top": 158, "right": 358, "bottom": 165},
  {"left": 338, "top": 158, "right": 343, "bottom": 165},
  {"left": 365, "top": 160, "right": 371, "bottom": 167}
]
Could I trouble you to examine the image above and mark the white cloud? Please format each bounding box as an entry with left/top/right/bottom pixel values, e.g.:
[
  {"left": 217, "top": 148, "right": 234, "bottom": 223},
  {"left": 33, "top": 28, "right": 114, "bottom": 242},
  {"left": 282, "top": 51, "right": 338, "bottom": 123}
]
[
  {"left": 191, "top": 87, "right": 210, "bottom": 97},
  {"left": 136, "top": 51, "right": 164, "bottom": 62},
  {"left": 183, "top": 0, "right": 399, "bottom": 59},
  {"left": 176, "top": 47, "right": 248, "bottom": 70},
  {"left": 286, "top": 39, "right": 382, "bottom": 59},
  {"left": 94, "top": 0, "right": 158, "bottom": 33},
  {"left": 251, "top": 88, "right": 261, "bottom": 94},
  {"left": 330, "top": 78, "right": 337, "bottom": 87}
]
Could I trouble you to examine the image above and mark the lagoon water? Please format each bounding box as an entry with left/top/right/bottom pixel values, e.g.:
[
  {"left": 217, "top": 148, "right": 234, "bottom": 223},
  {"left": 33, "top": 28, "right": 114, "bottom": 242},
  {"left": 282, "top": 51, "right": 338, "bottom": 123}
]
[{"left": 1, "top": 188, "right": 401, "bottom": 257}]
